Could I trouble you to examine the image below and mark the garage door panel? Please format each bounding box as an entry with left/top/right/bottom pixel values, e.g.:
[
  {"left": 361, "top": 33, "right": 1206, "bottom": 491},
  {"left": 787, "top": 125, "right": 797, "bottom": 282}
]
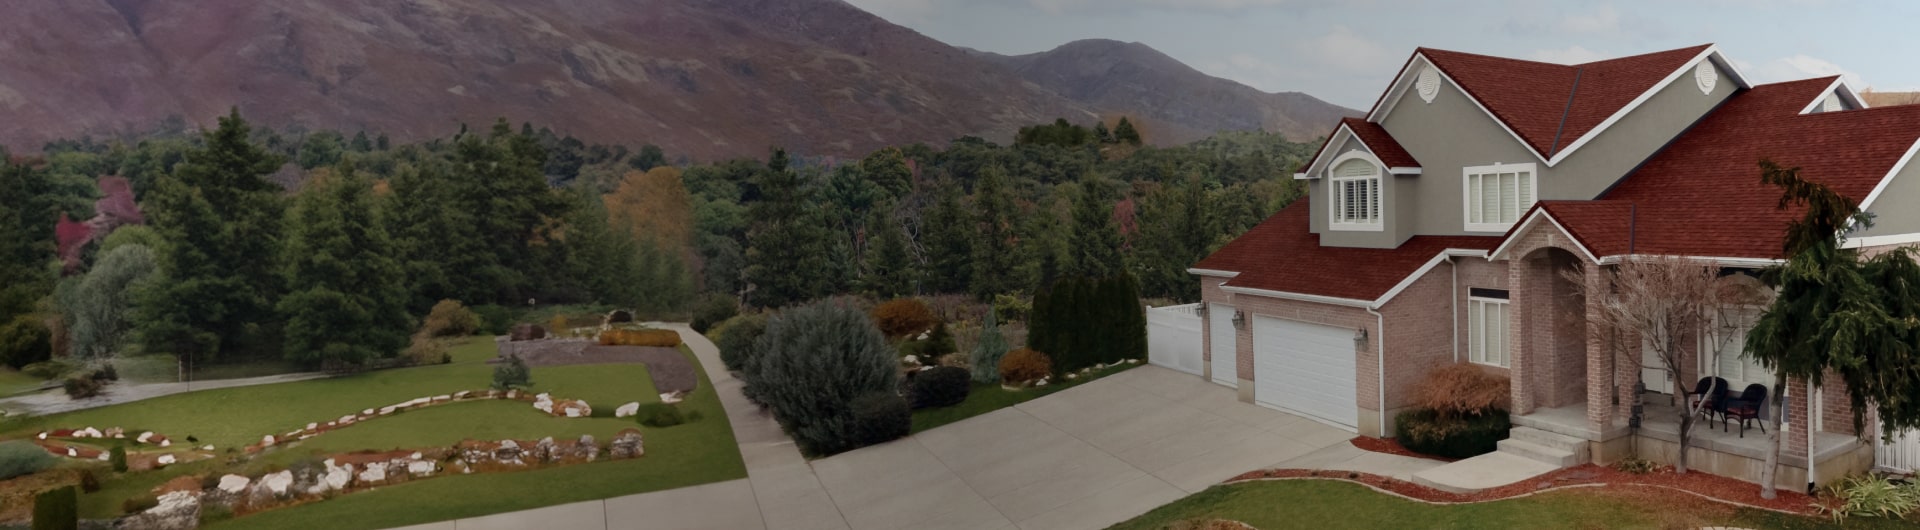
[{"left": 1253, "top": 315, "right": 1358, "bottom": 431}]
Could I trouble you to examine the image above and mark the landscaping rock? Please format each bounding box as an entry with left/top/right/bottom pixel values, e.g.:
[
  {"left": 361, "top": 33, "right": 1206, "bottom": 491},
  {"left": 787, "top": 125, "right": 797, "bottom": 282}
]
[
  {"left": 137, "top": 431, "right": 155, "bottom": 443},
  {"left": 105, "top": 427, "right": 124, "bottom": 438},
  {"left": 97, "top": 452, "right": 110, "bottom": 461},
  {"left": 158, "top": 439, "right": 170, "bottom": 447},
  {"left": 156, "top": 454, "right": 176, "bottom": 466},
  {"left": 615, "top": 402, "right": 641, "bottom": 418},
  {"left": 610, "top": 429, "right": 644, "bottom": 459},
  {"left": 76, "top": 427, "right": 102, "bottom": 438},
  {"left": 407, "top": 460, "right": 437, "bottom": 476},
  {"left": 362, "top": 408, "right": 375, "bottom": 415},
  {"left": 261, "top": 435, "right": 276, "bottom": 447},
  {"left": 262, "top": 470, "right": 295, "bottom": 496},
  {"left": 338, "top": 414, "right": 356, "bottom": 424},
  {"left": 218, "top": 475, "right": 251, "bottom": 493},
  {"left": 200, "top": 445, "right": 213, "bottom": 451},
  {"left": 357, "top": 463, "right": 387, "bottom": 484},
  {"left": 119, "top": 490, "right": 200, "bottom": 530},
  {"left": 325, "top": 465, "right": 352, "bottom": 490},
  {"left": 455, "top": 390, "right": 473, "bottom": 399},
  {"left": 306, "top": 422, "right": 318, "bottom": 431},
  {"left": 659, "top": 391, "right": 685, "bottom": 404}
]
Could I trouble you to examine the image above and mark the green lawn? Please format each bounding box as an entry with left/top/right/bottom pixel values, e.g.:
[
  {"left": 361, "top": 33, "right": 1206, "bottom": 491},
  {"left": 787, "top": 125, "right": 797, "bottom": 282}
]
[
  {"left": 0, "top": 367, "right": 45, "bottom": 396},
  {"left": 912, "top": 362, "right": 1140, "bottom": 433},
  {"left": 1108, "top": 479, "right": 1910, "bottom": 530},
  {"left": 115, "top": 354, "right": 306, "bottom": 384}
]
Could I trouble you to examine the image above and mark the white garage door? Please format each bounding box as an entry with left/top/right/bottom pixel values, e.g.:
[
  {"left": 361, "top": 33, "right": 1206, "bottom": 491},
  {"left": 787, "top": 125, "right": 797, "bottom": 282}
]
[
  {"left": 1209, "top": 303, "right": 1237, "bottom": 387},
  {"left": 1253, "top": 315, "right": 1358, "bottom": 431}
]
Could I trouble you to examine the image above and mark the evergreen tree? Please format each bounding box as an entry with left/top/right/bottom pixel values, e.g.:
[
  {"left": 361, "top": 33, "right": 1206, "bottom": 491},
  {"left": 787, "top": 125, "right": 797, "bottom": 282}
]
[
  {"left": 1113, "top": 117, "right": 1142, "bottom": 145},
  {"left": 919, "top": 181, "right": 972, "bottom": 293},
  {"left": 969, "top": 310, "right": 1010, "bottom": 384},
  {"left": 277, "top": 165, "right": 410, "bottom": 367},
  {"left": 561, "top": 188, "right": 643, "bottom": 306},
  {"left": 858, "top": 147, "right": 913, "bottom": 199},
  {"left": 138, "top": 109, "right": 287, "bottom": 361},
  {"left": 1131, "top": 175, "right": 1208, "bottom": 301},
  {"left": 0, "top": 158, "right": 55, "bottom": 324},
  {"left": 744, "top": 149, "right": 835, "bottom": 308},
  {"left": 969, "top": 165, "right": 1019, "bottom": 298},
  {"left": 862, "top": 205, "right": 914, "bottom": 298},
  {"left": 385, "top": 160, "right": 480, "bottom": 312},
  {"left": 1068, "top": 176, "right": 1124, "bottom": 278},
  {"left": 1093, "top": 122, "right": 1114, "bottom": 144},
  {"left": 446, "top": 120, "right": 568, "bottom": 303},
  {"left": 1017, "top": 195, "right": 1072, "bottom": 289}
]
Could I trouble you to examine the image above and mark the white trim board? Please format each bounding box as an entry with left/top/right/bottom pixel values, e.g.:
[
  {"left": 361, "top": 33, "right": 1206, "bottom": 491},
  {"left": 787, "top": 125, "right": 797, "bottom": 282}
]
[
  {"left": 1219, "top": 285, "right": 1373, "bottom": 308},
  {"left": 1296, "top": 123, "right": 1424, "bottom": 180},
  {"left": 1187, "top": 268, "right": 1241, "bottom": 278},
  {"left": 1857, "top": 137, "right": 1920, "bottom": 213},
  {"left": 1843, "top": 233, "right": 1920, "bottom": 249},
  {"left": 1798, "top": 78, "right": 1869, "bottom": 115},
  {"left": 1486, "top": 208, "right": 1603, "bottom": 264},
  {"left": 1372, "top": 248, "right": 1490, "bottom": 308},
  {"left": 1594, "top": 255, "right": 1783, "bottom": 268}
]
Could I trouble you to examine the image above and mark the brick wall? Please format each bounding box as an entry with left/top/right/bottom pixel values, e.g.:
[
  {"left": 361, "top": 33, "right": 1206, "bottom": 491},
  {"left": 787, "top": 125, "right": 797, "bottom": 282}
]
[
  {"left": 1379, "top": 259, "right": 1460, "bottom": 415},
  {"left": 1229, "top": 295, "right": 1376, "bottom": 397}
]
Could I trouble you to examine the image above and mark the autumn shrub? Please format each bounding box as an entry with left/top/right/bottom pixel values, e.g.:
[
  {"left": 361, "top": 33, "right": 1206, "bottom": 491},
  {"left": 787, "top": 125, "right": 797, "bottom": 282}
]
[
  {"left": 690, "top": 295, "right": 738, "bottom": 334},
  {"left": 871, "top": 298, "right": 938, "bottom": 337},
  {"left": 1411, "top": 363, "right": 1511, "bottom": 420},
  {"left": 548, "top": 315, "right": 571, "bottom": 337},
  {"left": 744, "top": 300, "right": 897, "bottom": 456},
  {"left": 0, "top": 440, "right": 54, "bottom": 480},
  {"left": 598, "top": 328, "right": 682, "bottom": 347},
  {"left": 404, "top": 333, "right": 449, "bottom": 365},
  {"left": 62, "top": 376, "right": 102, "bottom": 400},
  {"left": 908, "top": 366, "right": 972, "bottom": 409},
  {"left": 35, "top": 486, "right": 78, "bottom": 530},
  {"left": 712, "top": 313, "right": 769, "bottom": 373},
  {"left": 849, "top": 391, "right": 910, "bottom": 447},
  {"left": 421, "top": 300, "right": 481, "bottom": 337},
  {"left": 998, "top": 348, "right": 1052, "bottom": 385}
]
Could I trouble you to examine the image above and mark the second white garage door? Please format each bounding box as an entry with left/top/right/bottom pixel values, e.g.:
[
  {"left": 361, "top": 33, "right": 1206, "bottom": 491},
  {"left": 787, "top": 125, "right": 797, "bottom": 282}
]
[{"left": 1253, "top": 315, "right": 1359, "bottom": 431}]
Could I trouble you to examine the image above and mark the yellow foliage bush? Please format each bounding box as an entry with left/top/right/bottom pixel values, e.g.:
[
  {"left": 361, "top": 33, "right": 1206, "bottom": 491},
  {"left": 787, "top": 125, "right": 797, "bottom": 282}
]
[
  {"left": 998, "top": 348, "right": 1052, "bottom": 384},
  {"left": 598, "top": 328, "right": 683, "bottom": 347},
  {"left": 871, "top": 298, "right": 938, "bottom": 337}
]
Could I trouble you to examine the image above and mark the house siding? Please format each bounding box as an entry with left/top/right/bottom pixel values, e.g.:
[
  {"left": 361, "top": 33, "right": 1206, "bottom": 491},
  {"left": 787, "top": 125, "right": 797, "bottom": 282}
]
[{"left": 1853, "top": 156, "right": 1920, "bottom": 239}]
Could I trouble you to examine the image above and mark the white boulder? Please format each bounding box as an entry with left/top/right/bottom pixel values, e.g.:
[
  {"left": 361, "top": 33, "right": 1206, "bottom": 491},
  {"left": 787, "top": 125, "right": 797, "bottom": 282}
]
[
  {"left": 324, "top": 466, "right": 351, "bottom": 490},
  {"left": 564, "top": 407, "right": 584, "bottom": 418},
  {"left": 156, "top": 454, "right": 176, "bottom": 466},
  {"left": 338, "top": 415, "right": 356, "bottom": 424},
  {"left": 615, "top": 402, "right": 641, "bottom": 418},
  {"left": 36, "top": 432, "right": 46, "bottom": 440},
  {"left": 362, "top": 408, "right": 375, "bottom": 415},
  {"left": 261, "top": 435, "right": 276, "bottom": 447},
  {"left": 306, "top": 422, "right": 318, "bottom": 431},
  {"left": 358, "top": 463, "right": 387, "bottom": 483},
  {"left": 660, "top": 392, "right": 684, "bottom": 404},
  {"left": 379, "top": 406, "right": 397, "bottom": 415},
  {"left": 200, "top": 445, "right": 214, "bottom": 451},
  {"left": 407, "top": 460, "right": 436, "bottom": 476},
  {"left": 76, "top": 427, "right": 102, "bottom": 438},
  {"left": 218, "top": 474, "right": 251, "bottom": 493},
  {"left": 454, "top": 390, "right": 472, "bottom": 399},
  {"left": 137, "top": 431, "right": 155, "bottom": 443},
  {"left": 97, "top": 452, "right": 110, "bottom": 461},
  {"left": 158, "top": 439, "right": 170, "bottom": 448},
  {"left": 263, "top": 471, "right": 294, "bottom": 495},
  {"left": 66, "top": 448, "right": 76, "bottom": 457}
]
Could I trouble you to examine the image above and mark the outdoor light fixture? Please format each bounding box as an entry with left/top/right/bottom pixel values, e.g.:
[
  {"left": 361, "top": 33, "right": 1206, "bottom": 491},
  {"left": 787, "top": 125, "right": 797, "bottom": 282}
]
[
  {"left": 1195, "top": 304, "right": 1209, "bottom": 319},
  {"left": 1231, "top": 310, "right": 1246, "bottom": 329},
  {"left": 1353, "top": 328, "right": 1368, "bottom": 345}
]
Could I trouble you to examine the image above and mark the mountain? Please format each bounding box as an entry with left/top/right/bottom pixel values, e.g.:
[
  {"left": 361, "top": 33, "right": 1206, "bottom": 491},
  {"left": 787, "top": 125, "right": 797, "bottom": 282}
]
[
  {"left": 974, "top": 39, "right": 1359, "bottom": 145},
  {"left": 0, "top": 0, "right": 1349, "bottom": 160}
]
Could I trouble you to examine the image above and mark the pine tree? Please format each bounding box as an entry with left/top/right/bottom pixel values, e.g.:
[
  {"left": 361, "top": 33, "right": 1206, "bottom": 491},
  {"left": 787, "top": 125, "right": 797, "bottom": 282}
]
[
  {"left": 1093, "top": 122, "right": 1114, "bottom": 144},
  {"left": 277, "top": 165, "right": 411, "bottom": 368},
  {"left": 138, "top": 109, "right": 287, "bottom": 361},
  {"left": 970, "top": 310, "right": 1010, "bottom": 384},
  {"left": 1069, "top": 176, "right": 1124, "bottom": 278},
  {"left": 862, "top": 205, "right": 914, "bottom": 298},
  {"left": 1113, "top": 117, "right": 1142, "bottom": 145},
  {"left": 919, "top": 181, "right": 972, "bottom": 294},
  {"left": 0, "top": 159, "right": 55, "bottom": 324},
  {"left": 744, "top": 149, "right": 836, "bottom": 308},
  {"left": 1131, "top": 175, "right": 1207, "bottom": 301},
  {"left": 970, "top": 165, "right": 1019, "bottom": 299},
  {"left": 385, "top": 160, "right": 481, "bottom": 312}
]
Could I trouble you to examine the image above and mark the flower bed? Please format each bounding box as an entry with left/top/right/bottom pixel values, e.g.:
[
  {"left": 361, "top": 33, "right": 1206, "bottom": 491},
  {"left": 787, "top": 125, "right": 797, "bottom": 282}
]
[
  {"left": 1227, "top": 464, "right": 1817, "bottom": 514},
  {"left": 1347, "top": 436, "right": 1455, "bottom": 463}
]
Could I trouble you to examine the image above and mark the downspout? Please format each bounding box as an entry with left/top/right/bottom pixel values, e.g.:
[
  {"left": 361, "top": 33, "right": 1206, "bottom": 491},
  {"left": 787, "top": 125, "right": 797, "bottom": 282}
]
[
  {"left": 1808, "top": 382, "right": 1819, "bottom": 495},
  {"left": 1448, "top": 255, "right": 1459, "bottom": 363},
  {"left": 1368, "top": 305, "right": 1387, "bottom": 437}
]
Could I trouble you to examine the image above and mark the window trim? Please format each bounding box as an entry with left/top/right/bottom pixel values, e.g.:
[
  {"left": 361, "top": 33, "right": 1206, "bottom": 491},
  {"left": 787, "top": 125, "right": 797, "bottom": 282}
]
[
  {"left": 1467, "top": 295, "right": 1510, "bottom": 368},
  {"left": 1461, "top": 162, "right": 1539, "bottom": 233},
  {"left": 1328, "top": 152, "right": 1384, "bottom": 232},
  {"left": 1698, "top": 306, "right": 1777, "bottom": 390}
]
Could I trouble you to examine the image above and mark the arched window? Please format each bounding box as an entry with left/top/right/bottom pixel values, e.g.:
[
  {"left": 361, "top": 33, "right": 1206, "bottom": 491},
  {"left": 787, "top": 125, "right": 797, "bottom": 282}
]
[{"left": 1329, "top": 155, "right": 1382, "bottom": 230}]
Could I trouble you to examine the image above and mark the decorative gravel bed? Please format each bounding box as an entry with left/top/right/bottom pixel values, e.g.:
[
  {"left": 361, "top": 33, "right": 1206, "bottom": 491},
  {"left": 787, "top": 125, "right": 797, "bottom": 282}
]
[
  {"left": 494, "top": 340, "right": 697, "bottom": 393},
  {"left": 1228, "top": 463, "right": 1818, "bottom": 514}
]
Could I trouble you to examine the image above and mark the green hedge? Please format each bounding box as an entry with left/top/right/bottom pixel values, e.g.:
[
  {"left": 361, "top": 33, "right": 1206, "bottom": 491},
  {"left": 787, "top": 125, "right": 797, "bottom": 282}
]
[
  {"left": 1027, "top": 272, "right": 1145, "bottom": 374},
  {"left": 1394, "top": 408, "right": 1511, "bottom": 459},
  {"left": 33, "top": 486, "right": 77, "bottom": 530}
]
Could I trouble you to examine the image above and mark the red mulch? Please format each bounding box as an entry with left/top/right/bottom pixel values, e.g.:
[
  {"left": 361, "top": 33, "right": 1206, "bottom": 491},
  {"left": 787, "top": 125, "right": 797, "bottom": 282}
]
[
  {"left": 1348, "top": 436, "right": 1456, "bottom": 463},
  {"left": 1228, "top": 463, "right": 1818, "bottom": 515}
]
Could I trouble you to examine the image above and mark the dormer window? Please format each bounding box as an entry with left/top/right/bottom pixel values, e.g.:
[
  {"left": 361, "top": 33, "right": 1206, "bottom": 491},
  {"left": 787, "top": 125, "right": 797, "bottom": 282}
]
[
  {"left": 1330, "top": 157, "right": 1382, "bottom": 230},
  {"left": 1463, "top": 162, "right": 1536, "bottom": 232}
]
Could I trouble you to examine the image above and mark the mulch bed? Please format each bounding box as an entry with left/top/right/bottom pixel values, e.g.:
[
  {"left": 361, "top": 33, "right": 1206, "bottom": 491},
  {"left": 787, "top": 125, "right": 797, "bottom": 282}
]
[
  {"left": 1348, "top": 436, "right": 1457, "bottom": 463},
  {"left": 1228, "top": 463, "right": 1818, "bottom": 514},
  {"left": 496, "top": 340, "right": 697, "bottom": 393}
]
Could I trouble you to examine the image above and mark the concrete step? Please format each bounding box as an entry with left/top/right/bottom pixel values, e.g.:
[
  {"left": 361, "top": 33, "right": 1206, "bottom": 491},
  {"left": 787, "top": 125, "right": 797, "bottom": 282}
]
[
  {"left": 1508, "top": 426, "right": 1585, "bottom": 452},
  {"left": 1409, "top": 452, "right": 1560, "bottom": 494},
  {"left": 1495, "top": 438, "right": 1583, "bottom": 468}
]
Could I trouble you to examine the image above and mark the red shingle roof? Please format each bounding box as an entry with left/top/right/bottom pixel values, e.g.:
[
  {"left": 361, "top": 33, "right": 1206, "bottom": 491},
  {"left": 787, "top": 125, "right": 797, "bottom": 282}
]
[
  {"left": 1420, "top": 45, "right": 1710, "bottom": 158},
  {"left": 1295, "top": 118, "right": 1421, "bottom": 173},
  {"left": 1195, "top": 204, "right": 1500, "bottom": 301},
  {"left": 1546, "top": 76, "right": 1920, "bottom": 259}
]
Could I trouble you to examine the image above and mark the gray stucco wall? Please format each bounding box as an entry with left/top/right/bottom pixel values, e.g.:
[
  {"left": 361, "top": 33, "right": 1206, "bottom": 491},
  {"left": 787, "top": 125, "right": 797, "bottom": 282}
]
[
  {"left": 1308, "top": 57, "right": 1739, "bottom": 244},
  {"left": 1310, "top": 136, "right": 1411, "bottom": 248},
  {"left": 1854, "top": 158, "right": 1920, "bottom": 238}
]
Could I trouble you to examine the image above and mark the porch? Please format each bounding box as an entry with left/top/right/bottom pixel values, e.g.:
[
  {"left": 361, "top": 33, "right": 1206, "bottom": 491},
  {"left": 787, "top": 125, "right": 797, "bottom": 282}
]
[{"left": 1515, "top": 396, "right": 1871, "bottom": 489}]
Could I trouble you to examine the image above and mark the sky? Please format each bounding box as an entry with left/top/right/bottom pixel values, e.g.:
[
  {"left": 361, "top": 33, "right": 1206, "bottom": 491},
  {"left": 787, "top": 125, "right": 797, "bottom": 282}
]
[{"left": 839, "top": 0, "right": 1920, "bottom": 110}]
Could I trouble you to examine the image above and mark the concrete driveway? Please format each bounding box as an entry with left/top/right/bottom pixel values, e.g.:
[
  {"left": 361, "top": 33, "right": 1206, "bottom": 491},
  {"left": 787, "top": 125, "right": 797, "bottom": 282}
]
[{"left": 809, "top": 365, "right": 1353, "bottom": 530}]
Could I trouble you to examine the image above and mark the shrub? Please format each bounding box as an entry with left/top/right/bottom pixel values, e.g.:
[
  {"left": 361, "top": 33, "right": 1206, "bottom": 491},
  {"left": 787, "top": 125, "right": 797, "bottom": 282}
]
[
  {"left": 992, "top": 293, "right": 1030, "bottom": 323},
  {"left": 88, "top": 363, "right": 117, "bottom": 382},
  {"left": 21, "top": 360, "right": 73, "bottom": 380},
  {"left": 1411, "top": 363, "right": 1511, "bottom": 420},
  {"left": 712, "top": 313, "right": 769, "bottom": 373},
  {"left": 62, "top": 375, "right": 103, "bottom": 399},
  {"left": 690, "top": 295, "right": 738, "bottom": 334},
  {"left": 635, "top": 403, "right": 687, "bottom": 428},
  {"left": 745, "top": 300, "right": 898, "bottom": 456},
  {"left": 1613, "top": 458, "right": 1658, "bottom": 474},
  {"left": 606, "top": 309, "right": 634, "bottom": 324},
  {"left": 0, "top": 440, "right": 54, "bottom": 480},
  {"left": 849, "top": 391, "right": 910, "bottom": 447},
  {"left": 472, "top": 304, "right": 513, "bottom": 335},
  {"left": 34, "top": 486, "right": 78, "bottom": 530},
  {"left": 598, "top": 328, "right": 682, "bottom": 347},
  {"left": 1394, "top": 408, "right": 1511, "bottom": 459},
  {"left": 491, "top": 354, "right": 533, "bottom": 390},
  {"left": 404, "top": 333, "right": 449, "bottom": 365},
  {"left": 999, "top": 348, "right": 1052, "bottom": 385},
  {"left": 1817, "top": 473, "right": 1920, "bottom": 522},
  {"left": 970, "top": 311, "right": 1011, "bottom": 384},
  {"left": 119, "top": 492, "right": 157, "bottom": 516},
  {"left": 898, "top": 322, "right": 957, "bottom": 363},
  {"left": 422, "top": 300, "right": 481, "bottom": 337},
  {"left": 0, "top": 315, "right": 52, "bottom": 369},
  {"left": 78, "top": 469, "right": 100, "bottom": 493},
  {"left": 1026, "top": 274, "right": 1145, "bottom": 374},
  {"left": 871, "top": 298, "right": 938, "bottom": 337},
  {"left": 109, "top": 444, "right": 127, "bottom": 472},
  {"left": 909, "top": 366, "right": 972, "bottom": 409},
  {"left": 548, "top": 315, "right": 571, "bottom": 337}
]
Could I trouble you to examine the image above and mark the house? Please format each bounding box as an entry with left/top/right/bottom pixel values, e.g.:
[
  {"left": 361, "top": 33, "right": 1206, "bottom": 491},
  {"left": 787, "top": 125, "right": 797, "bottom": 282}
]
[{"left": 1190, "top": 44, "right": 1920, "bottom": 491}]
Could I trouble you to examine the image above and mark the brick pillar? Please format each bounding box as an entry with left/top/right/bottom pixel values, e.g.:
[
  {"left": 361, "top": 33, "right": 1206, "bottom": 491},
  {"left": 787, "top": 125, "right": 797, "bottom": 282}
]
[
  {"left": 1785, "top": 377, "right": 1810, "bottom": 458},
  {"left": 1583, "top": 264, "right": 1612, "bottom": 429},
  {"left": 1509, "top": 254, "right": 1534, "bottom": 415}
]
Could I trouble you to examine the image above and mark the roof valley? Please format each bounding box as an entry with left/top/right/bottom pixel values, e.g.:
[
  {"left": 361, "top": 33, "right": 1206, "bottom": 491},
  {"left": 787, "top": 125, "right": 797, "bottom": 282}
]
[{"left": 1548, "top": 68, "right": 1583, "bottom": 157}]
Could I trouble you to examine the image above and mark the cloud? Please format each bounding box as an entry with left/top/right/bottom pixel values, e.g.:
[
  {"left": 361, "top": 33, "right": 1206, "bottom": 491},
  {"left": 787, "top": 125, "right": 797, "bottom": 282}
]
[
  {"left": 1748, "top": 54, "right": 1864, "bottom": 86},
  {"left": 1306, "top": 25, "right": 1395, "bottom": 73},
  {"left": 1560, "top": 5, "right": 1619, "bottom": 33},
  {"left": 1527, "top": 46, "right": 1611, "bottom": 65},
  {"left": 1024, "top": 0, "right": 1349, "bottom": 15}
]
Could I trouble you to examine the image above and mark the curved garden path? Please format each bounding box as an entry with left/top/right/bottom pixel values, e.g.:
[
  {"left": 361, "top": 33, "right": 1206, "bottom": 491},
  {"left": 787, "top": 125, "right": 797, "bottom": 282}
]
[{"left": 0, "top": 372, "right": 329, "bottom": 417}]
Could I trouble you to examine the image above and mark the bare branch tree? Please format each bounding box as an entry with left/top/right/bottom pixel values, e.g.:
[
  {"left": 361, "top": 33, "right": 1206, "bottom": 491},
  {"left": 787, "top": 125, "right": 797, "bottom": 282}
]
[{"left": 1566, "top": 255, "right": 1771, "bottom": 473}]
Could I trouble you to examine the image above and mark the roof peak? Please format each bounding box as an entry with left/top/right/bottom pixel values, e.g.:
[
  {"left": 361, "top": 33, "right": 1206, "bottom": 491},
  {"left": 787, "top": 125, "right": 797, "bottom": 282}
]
[{"left": 1413, "top": 44, "right": 1714, "bottom": 68}]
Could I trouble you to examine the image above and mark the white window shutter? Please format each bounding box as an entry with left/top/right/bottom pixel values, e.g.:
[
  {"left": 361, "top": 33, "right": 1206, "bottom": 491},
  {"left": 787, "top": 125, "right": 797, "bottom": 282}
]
[
  {"left": 1517, "top": 172, "right": 1533, "bottom": 211},
  {"left": 1469, "top": 301, "right": 1485, "bottom": 363},
  {"left": 1489, "top": 303, "right": 1506, "bottom": 367}
]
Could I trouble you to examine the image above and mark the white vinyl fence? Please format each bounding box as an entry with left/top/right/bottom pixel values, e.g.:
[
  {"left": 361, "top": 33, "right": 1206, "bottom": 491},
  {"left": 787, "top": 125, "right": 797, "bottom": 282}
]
[
  {"left": 1147, "top": 303, "right": 1205, "bottom": 376},
  {"left": 1877, "top": 428, "right": 1920, "bottom": 473}
]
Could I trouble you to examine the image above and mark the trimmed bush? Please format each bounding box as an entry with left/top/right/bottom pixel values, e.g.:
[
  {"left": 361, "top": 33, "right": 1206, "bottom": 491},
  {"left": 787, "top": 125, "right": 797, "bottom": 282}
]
[
  {"left": 598, "top": 328, "right": 682, "bottom": 347},
  {"left": 62, "top": 375, "right": 103, "bottom": 399},
  {"left": 908, "top": 366, "right": 972, "bottom": 409},
  {"left": 849, "top": 391, "right": 910, "bottom": 447},
  {"left": 635, "top": 403, "right": 687, "bottom": 428},
  {"left": 0, "top": 440, "right": 54, "bottom": 480},
  {"left": 78, "top": 470, "right": 100, "bottom": 493},
  {"left": 491, "top": 354, "right": 534, "bottom": 390},
  {"left": 690, "top": 295, "right": 738, "bottom": 334},
  {"left": 992, "top": 293, "right": 1030, "bottom": 323},
  {"left": 745, "top": 300, "right": 898, "bottom": 456},
  {"left": 999, "top": 348, "right": 1052, "bottom": 385},
  {"left": 472, "top": 304, "right": 513, "bottom": 335},
  {"left": 422, "top": 300, "right": 481, "bottom": 337},
  {"left": 871, "top": 298, "right": 938, "bottom": 337},
  {"left": 1412, "top": 363, "right": 1511, "bottom": 419},
  {"left": 1027, "top": 274, "right": 1146, "bottom": 374},
  {"left": 0, "top": 315, "right": 52, "bottom": 369},
  {"left": 109, "top": 444, "right": 127, "bottom": 472},
  {"left": 712, "top": 313, "right": 769, "bottom": 373},
  {"left": 1394, "top": 408, "right": 1511, "bottom": 459},
  {"left": 970, "top": 311, "right": 1011, "bottom": 384},
  {"left": 34, "top": 486, "right": 78, "bottom": 530}
]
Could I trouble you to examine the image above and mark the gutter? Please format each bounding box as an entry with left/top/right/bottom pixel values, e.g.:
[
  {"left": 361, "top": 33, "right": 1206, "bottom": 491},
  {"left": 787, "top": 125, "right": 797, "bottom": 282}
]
[
  {"left": 1448, "top": 254, "right": 1459, "bottom": 363},
  {"left": 1368, "top": 306, "right": 1388, "bottom": 436}
]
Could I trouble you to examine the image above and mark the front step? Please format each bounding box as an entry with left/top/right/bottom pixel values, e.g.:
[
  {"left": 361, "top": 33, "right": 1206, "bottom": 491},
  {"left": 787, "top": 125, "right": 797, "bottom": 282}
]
[
  {"left": 1499, "top": 426, "right": 1590, "bottom": 467},
  {"left": 1409, "top": 452, "right": 1560, "bottom": 494}
]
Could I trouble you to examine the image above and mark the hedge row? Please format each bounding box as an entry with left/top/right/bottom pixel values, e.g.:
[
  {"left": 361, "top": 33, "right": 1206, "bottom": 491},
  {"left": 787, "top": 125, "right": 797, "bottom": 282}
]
[{"left": 1027, "top": 273, "right": 1145, "bottom": 374}]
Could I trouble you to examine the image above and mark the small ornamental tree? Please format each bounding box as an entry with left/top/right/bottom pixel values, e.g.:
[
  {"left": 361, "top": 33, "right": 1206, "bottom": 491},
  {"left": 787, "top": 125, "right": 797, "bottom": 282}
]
[
  {"left": 491, "top": 354, "right": 533, "bottom": 390},
  {"left": 970, "top": 311, "right": 1011, "bottom": 384},
  {"left": 745, "top": 300, "right": 897, "bottom": 456}
]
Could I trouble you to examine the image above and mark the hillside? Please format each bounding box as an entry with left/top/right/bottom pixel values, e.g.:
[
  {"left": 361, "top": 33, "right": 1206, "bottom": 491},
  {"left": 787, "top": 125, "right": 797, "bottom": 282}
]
[{"left": 0, "top": 0, "right": 1345, "bottom": 160}]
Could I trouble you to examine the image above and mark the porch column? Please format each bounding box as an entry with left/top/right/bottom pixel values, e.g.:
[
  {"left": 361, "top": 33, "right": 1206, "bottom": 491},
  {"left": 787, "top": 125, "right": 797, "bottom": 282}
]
[
  {"left": 1508, "top": 254, "right": 1534, "bottom": 415},
  {"left": 1583, "top": 263, "right": 1612, "bottom": 430}
]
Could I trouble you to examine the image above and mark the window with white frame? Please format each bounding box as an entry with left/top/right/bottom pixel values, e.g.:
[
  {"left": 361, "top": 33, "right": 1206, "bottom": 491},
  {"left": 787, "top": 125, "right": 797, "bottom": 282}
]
[
  {"left": 1467, "top": 289, "right": 1510, "bottom": 368},
  {"left": 1463, "top": 163, "right": 1537, "bottom": 232},
  {"left": 1701, "top": 307, "right": 1775, "bottom": 390},
  {"left": 1330, "top": 158, "right": 1382, "bottom": 229}
]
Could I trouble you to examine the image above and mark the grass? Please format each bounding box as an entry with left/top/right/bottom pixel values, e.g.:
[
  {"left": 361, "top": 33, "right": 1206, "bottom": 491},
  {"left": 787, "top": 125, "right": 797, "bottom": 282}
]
[
  {"left": 0, "top": 367, "right": 45, "bottom": 396},
  {"left": 1108, "top": 479, "right": 1915, "bottom": 530},
  {"left": 911, "top": 362, "right": 1139, "bottom": 434},
  {"left": 2, "top": 338, "right": 746, "bottom": 527},
  {"left": 114, "top": 354, "right": 306, "bottom": 384}
]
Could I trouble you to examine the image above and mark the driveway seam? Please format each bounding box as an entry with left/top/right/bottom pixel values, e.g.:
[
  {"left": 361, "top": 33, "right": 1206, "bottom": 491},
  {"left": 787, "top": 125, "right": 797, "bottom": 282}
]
[{"left": 909, "top": 433, "right": 1020, "bottom": 527}]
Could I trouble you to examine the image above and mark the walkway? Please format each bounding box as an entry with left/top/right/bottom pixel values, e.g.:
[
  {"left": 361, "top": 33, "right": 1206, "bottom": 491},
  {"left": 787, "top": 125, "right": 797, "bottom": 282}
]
[
  {"left": 0, "top": 372, "right": 330, "bottom": 416},
  {"left": 394, "top": 328, "right": 1355, "bottom": 530}
]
